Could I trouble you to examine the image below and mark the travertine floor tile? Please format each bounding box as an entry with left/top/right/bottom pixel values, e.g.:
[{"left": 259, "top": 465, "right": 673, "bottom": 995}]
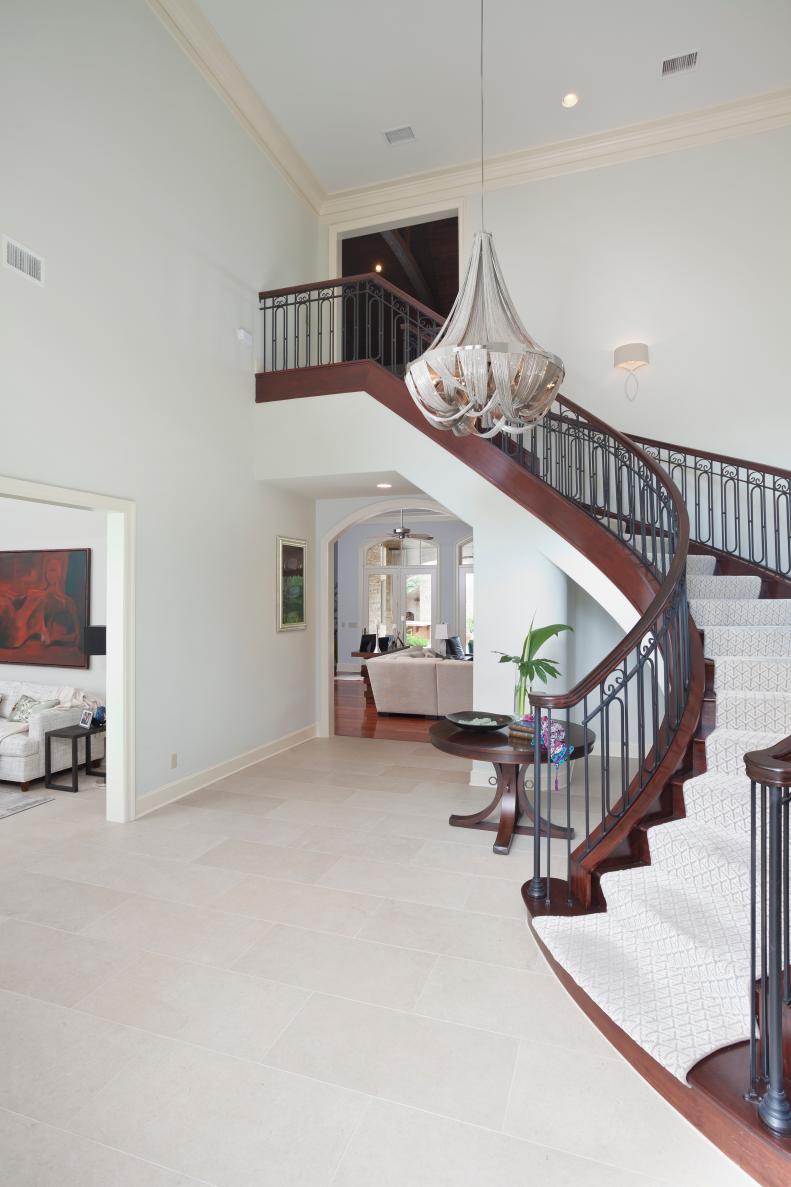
[
  {"left": 235, "top": 923, "right": 435, "bottom": 1009},
  {"left": 213, "top": 874, "right": 381, "bottom": 935},
  {"left": 0, "top": 918, "right": 131, "bottom": 1007},
  {"left": 331, "top": 1098, "right": 674, "bottom": 1187},
  {"left": 76, "top": 950, "right": 309, "bottom": 1060},
  {"left": 266, "top": 993, "right": 518, "bottom": 1129},
  {"left": 0, "top": 1109, "right": 202, "bottom": 1187},
  {"left": 80, "top": 893, "right": 274, "bottom": 966},
  {"left": 66, "top": 1036, "right": 368, "bottom": 1187}
]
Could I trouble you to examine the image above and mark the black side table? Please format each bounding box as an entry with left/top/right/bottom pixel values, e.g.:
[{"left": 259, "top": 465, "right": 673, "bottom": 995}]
[{"left": 44, "top": 723, "right": 106, "bottom": 793}]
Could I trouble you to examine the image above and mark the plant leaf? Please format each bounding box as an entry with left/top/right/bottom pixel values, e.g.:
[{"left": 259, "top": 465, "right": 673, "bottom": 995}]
[{"left": 526, "top": 623, "right": 573, "bottom": 661}]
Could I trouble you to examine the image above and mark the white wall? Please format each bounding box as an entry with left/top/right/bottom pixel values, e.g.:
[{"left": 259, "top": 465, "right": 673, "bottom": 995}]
[
  {"left": 335, "top": 513, "right": 472, "bottom": 668},
  {"left": 1, "top": 0, "right": 322, "bottom": 804},
  {"left": 0, "top": 500, "right": 106, "bottom": 698},
  {"left": 463, "top": 126, "right": 791, "bottom": 469},
  {"left": 257, "top": 395, "right": 646, "bottom": 734}
]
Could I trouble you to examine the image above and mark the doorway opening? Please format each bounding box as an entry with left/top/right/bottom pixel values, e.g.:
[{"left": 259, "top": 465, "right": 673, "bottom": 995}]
[
  {"left": 325, "top": 499, "right": 473, "bottom": 742},
  {"left": 341, "top": 215, "right": 459, "bottom": 318},
  {"left": 0, "top": 477, "right": 134, "bottom": 823}
]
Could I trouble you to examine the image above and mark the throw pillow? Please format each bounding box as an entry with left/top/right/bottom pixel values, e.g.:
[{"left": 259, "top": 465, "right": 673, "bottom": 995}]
[
  {"left": 28, "top": 699, "right": 59, "bottom": 715},
  {"left": 446, "top": 635, "right": 466, "bottom": 660},
  {"left": 9, "top": 695, "right": 40, "bottom": 722},
  {"left": 0, "top": 686, "right": 22, "bottom": 719}
]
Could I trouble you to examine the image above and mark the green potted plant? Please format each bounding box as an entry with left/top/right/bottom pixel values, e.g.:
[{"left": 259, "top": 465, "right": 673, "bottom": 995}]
[{"left": 495, "top": 617, "right": 573, "bottom": 733}]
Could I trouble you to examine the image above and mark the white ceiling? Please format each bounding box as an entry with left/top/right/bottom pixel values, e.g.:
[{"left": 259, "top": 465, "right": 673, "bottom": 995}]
[
  {"left": 262, "top": 472, "right": 424, "bottom": 499},
  {"left": 195, "top": 0, "right": 791, "bottom": 192}
]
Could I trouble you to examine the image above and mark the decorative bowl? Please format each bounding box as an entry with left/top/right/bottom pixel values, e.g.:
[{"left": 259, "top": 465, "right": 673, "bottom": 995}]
[{"left": 445, "top": 711, "right": 512, "bottom": 733}]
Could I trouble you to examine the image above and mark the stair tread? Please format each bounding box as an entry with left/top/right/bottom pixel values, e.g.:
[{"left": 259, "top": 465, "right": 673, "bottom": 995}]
[
  {"left": 688, "top": 575, "right": 762, "bottom": 599},
  {"left": 692, "top": 598, "right": 791, "bottom": 627},
  {"left": 703, "top": 626, "right": 791, "bottom": 657}
]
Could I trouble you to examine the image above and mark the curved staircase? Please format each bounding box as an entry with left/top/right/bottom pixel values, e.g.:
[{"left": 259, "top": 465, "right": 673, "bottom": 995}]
[
  {"left": 534, "top": 552, "right": 791, "bottom": 1082},
  {"left": 256, "top": 270, "right": 791, "bottom": 1185}
]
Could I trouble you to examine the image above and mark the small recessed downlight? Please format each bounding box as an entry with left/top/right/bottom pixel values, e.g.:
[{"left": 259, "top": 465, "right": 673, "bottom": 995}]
[
  {"left": 374, "top": 263, "right": 383, "bottom": 273},
  {"left": 376, "top": 482, "right": 393, "bottom": 489},
  {"left": 561, "top": 92, "right": 579, "bottom": 108}
]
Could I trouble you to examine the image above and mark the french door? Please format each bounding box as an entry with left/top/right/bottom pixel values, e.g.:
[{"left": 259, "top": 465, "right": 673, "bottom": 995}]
[{"left": 366, "top": 567, "right": 434, "bottom": 646}]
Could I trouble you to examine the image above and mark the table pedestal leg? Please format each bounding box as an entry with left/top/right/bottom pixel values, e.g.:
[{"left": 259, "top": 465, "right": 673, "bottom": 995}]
[
  {"left": 449, "top": 763, "right": 524, "bottom": 854},
  {"left": 492, "top": 762, "right": 522, "bottom": 854}
]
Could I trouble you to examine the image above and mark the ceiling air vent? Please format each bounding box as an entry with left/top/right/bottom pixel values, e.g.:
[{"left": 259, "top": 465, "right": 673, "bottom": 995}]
[
  {"left": 383, "top": 125, "right": 415, "bottom": 145},
  {"left": 3, "top": 236, "right": 44, "bottom": 286},
  {"left": 662, "top": 51, "right": 698, "bottom": 77}
]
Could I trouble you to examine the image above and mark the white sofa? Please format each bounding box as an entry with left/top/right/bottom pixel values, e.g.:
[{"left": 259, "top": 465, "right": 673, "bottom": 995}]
[
  {"left": 366, "top": 651, "right": 473, "bottom": 716},
  {"left": 0, "top": 680, "right": 104, "bottom": 790}
]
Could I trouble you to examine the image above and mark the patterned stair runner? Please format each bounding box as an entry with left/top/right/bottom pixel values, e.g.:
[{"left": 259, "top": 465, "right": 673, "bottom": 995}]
[{"left": 534, "top": 554, "right": 791, "bottom": 1080}]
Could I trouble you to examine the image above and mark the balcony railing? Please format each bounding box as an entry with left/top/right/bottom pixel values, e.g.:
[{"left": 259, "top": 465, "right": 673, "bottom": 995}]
[
  {"left": 259, "top": 273, "right": 442, "bottom": 377},
  {"left": 632, "top": 435, "right": 791, "bottom": 580}
]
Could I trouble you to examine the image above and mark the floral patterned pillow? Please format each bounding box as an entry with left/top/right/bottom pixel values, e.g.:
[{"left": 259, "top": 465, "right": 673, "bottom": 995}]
[{"left": 9, "top": 695, "right": 40, "bottom": 722}]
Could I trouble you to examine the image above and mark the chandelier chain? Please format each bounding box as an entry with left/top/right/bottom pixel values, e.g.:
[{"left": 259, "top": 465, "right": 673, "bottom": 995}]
[{"left": 480, "top": 0, "right": 485, "bottom": 232}]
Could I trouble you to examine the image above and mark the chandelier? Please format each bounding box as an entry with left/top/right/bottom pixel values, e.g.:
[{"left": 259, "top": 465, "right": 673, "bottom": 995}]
[{"left": 405, "top": 1, "right": 564, "bottom": 438}]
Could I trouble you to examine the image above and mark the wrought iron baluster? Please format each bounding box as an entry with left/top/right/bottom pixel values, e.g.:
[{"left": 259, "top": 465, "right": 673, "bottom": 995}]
[
  {"left": 545, "top": 708, "right": 552, "bottom": 906},
  {"left": 526, "top": 725, "right": 545, "bottom": 899},
  {"left": 758, "top": 782, "right": 791, "bottom": 1134}
]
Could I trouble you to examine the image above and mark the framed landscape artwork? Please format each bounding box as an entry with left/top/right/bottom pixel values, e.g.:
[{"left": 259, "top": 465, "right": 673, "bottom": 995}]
[
  {"left": 277, "top": 537, "right": 306, "bottom": 631},
  {"left": 0, "top": 548, "right": 91, "bottom": 668}
]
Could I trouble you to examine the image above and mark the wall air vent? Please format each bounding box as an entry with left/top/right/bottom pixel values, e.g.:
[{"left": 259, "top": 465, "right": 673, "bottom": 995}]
[
  {"left": 662, "top": 51, "right": 698, "bottom": 77},
  {"left": 383, "top": 125, "right": 415, "bottom": 145},
  {"left": 3, "top": 236, "right": 44, "bottom": 286}
]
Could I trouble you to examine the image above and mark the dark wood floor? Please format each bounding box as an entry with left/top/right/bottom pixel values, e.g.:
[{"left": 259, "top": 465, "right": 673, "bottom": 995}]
[{"left": 333, "top": 677, "right": 435, "bottom": 742}]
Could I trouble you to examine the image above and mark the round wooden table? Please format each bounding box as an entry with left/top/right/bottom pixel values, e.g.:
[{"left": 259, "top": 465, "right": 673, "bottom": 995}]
[{"left": 429, "top": 719, "right": 596, "bottom": 855}]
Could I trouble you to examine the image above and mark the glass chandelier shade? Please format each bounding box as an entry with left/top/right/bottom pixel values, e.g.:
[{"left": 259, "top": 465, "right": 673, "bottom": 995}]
[{"left": 405, "top": 231, "right": 565, "bottom": 438}]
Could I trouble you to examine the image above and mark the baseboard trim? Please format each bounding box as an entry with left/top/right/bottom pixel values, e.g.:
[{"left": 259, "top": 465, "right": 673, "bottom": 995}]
[
  {"left": 134, "top": 723, "right": 318, "bottom": 819},
  {"left": 469, "top": 761, "right": 493, "bottom": 788}
]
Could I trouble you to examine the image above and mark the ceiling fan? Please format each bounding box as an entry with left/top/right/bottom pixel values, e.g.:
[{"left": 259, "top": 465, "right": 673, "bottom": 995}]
[{"left": 384, "top": 509, "right": 434, "bottom": 547}]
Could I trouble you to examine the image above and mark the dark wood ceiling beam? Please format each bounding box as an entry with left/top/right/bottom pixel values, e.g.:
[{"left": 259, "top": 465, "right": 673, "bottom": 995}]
[{"left": 381, "top": 229, "right": 437, "bottom": 309}]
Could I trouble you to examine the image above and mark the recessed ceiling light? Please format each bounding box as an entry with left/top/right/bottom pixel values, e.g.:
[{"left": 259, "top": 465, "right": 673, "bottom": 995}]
[
  {"left": 376, "top": 482, "right": 393, "bottom": 489},
  {"left": 561, "top": 92, "right": 579, "bottom": 108},
  {"left": 374, "top": 263, "right": 383, "bottom": 273}
]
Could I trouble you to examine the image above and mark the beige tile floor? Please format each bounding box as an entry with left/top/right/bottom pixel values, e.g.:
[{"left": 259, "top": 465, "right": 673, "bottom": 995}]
[{"left": 0, "top": 737, "right": 756, "bottom": 1186}]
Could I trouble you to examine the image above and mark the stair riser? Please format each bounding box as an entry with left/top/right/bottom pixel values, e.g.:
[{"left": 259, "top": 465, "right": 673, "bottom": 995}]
[{"left": 686, "top": 555, "right": 717, "bottom": 576}]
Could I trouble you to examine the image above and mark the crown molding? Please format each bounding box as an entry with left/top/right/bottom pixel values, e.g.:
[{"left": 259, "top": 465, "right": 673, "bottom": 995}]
[
  {"left": 320, "top": 88, "right": 791, "bottom": 226},
  {"left": 142, "top": 4, "right": 791, "bottom": 234},
  {"left": 146, "top": 0, "right": 325, "bottom": 215}
]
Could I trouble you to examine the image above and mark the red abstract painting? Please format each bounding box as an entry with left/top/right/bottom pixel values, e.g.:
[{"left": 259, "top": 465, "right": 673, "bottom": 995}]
[{"left": 0, "top": 550, "right": 91, "bottom": 668}]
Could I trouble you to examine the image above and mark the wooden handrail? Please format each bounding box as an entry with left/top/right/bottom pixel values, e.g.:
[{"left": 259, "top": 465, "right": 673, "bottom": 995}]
[
  {"left": 744, "top": 734, "right": 791, "bottom": 786},
  {"left": 529, "top": 397, "right": 690, "bottom": 710},
  {"left": 258, "top": 272, "right": 445, "bottom": 326},
  {"left": 630, "top": 432, "right": 791, "bottom": 484},
  {"left": 257, "top": 274, "right": 691, "bottom": 716}
]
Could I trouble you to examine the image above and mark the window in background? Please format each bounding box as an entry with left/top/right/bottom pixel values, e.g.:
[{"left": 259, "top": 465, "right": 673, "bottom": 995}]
[
  {"left": 458, "top": 538, "right": 474, "bottom": 652},
  {"left": 364, "top": 535, "right": 436, "bottom": 647}
]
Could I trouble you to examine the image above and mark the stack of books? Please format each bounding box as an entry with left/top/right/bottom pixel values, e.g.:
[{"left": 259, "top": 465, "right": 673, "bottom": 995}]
[{"left": 508, "top": 720, "right": 535, "bottom": 747}]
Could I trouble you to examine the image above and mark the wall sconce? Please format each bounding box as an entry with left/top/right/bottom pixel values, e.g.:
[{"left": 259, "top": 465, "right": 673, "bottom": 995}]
[{"left": 614, "top": 342, "right": 649, "bottom": 401}]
